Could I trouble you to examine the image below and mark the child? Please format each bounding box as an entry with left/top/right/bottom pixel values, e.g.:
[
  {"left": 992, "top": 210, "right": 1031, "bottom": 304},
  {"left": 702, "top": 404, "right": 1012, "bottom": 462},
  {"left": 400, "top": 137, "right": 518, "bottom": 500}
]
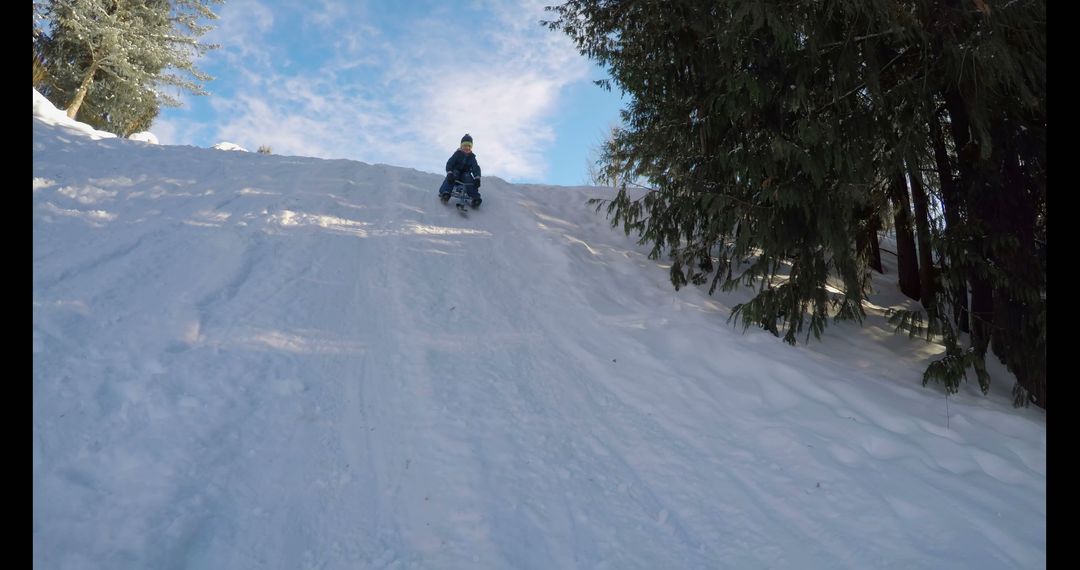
[{"left": 438, "top": 134, "right": 482, "bottom": 207}]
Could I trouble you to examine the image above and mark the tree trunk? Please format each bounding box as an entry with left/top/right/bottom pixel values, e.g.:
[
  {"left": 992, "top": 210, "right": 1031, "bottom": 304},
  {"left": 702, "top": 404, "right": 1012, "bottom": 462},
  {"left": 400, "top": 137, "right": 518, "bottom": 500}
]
[
  {"left": 889, "top": 169, "right": 921, "bottom": 300},
  {"left": 943, "top": 88, "right": 993, "bottom": 395},
  {"left": 855, "top": 206, "right": 884, "bottom": 273},
  {"left": 907, "top": 163, "right": 936, "bottom": 316},
  {"left": 990, "top": 117, "right": 1046, "bottom": 408},
  {"left": 928, "top": 109, "right": 969, "bottom": 333},
  {"left": 66, "top": 60, "right": 99, "bottom": 119}
]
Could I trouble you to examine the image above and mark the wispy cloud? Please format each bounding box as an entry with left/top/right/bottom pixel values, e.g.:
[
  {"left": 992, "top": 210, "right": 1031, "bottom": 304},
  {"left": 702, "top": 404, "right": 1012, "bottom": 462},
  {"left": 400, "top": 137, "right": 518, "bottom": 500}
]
[
  {"left": 205, "top": 0, "right": 276, "bottom": 68},
  {"left": 153, "top": 0, "right": 598, "bottom": 182}
]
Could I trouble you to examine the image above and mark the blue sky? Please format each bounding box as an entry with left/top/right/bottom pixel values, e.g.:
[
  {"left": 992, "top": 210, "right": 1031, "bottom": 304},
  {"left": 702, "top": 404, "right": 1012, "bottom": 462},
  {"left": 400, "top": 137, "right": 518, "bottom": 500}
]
[{"left": 153, "top": 0, "right": 627, "bottom": 186}]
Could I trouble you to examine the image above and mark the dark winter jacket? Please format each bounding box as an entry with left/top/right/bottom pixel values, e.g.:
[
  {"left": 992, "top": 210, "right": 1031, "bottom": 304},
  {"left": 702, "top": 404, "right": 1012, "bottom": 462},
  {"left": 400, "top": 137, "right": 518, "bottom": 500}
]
[{"left": 445, "top": 150, "right": 481, "bottom": 182}]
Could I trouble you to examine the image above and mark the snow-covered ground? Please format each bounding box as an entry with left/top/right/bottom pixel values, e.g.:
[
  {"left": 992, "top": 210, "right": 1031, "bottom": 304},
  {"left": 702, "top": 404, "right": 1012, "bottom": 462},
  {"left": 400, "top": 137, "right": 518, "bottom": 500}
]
[{"left": 33, "top": 90, "right": 1045, "bottom": 569}]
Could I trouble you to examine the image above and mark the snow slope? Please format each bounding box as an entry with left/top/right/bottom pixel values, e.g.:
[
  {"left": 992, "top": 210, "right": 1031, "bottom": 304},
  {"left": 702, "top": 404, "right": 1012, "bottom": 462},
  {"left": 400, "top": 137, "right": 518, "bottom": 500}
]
[{"left": 33, "top": 93, "right": 1045, "bottom": 569}]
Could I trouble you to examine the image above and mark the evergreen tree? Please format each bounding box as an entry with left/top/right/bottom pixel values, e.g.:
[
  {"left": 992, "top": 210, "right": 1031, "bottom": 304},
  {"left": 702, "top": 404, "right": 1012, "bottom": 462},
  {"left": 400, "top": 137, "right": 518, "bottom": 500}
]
[
  {"left": 546, "top": 0, "right": 1045, "bottom": 407},
  {"left": 39, "top": 0, "right": 222, "bottom": 127},
  {"left": 911, "top": 0, "right": 1045, "bottom": 407}
]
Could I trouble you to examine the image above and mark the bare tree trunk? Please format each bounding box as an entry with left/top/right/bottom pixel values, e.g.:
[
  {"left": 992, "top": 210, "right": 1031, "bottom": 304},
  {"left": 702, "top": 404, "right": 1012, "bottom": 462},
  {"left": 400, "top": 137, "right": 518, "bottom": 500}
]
[{"left": 66, "top": 60, "right": 99, "bottom": 119}]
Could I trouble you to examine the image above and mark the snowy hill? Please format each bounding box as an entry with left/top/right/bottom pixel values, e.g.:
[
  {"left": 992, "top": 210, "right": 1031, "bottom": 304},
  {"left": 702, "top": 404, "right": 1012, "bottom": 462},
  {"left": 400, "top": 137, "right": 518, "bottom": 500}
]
[{"left": 33, "top": 91, "right": 1045, "bottom": 569}]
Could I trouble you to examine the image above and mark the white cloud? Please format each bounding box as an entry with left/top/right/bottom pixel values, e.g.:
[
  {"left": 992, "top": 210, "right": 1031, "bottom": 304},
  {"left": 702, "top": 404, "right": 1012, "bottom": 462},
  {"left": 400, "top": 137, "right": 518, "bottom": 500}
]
[
  {"left": 154, "top": 0, "right": 597, "bottom": 182},
  {"left": 207, "top": 0, "right": 276, "bottom": 68}
]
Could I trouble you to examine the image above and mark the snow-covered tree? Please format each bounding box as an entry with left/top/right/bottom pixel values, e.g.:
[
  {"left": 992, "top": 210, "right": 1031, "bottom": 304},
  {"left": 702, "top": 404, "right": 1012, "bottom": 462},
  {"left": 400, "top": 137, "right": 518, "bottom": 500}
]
[{"left": 41, "top": 0, "right": 222, "bottom": 121}]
